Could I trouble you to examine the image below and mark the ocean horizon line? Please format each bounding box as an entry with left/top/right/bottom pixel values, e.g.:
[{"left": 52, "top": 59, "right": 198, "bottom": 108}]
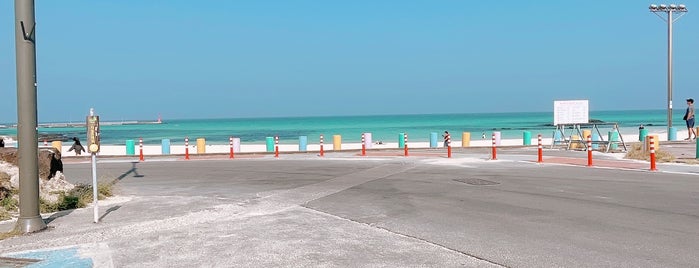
[{"left": 8, "top": 108, "right": 682, "bottom": 125}]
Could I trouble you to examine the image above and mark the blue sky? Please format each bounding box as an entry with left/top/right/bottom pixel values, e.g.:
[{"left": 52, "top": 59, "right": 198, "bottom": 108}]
[{"left": 1, "top": 1, "right": 698, "bottom": 122}]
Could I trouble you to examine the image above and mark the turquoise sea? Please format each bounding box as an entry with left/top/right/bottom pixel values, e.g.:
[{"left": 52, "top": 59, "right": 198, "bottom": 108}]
[{"left": 0, "top": 109, "right": 687, "bottom": 145}]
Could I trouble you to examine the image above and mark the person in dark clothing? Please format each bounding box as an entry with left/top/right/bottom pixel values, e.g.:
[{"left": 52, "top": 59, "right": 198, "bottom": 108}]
[
  {"left": 442, "top": 131, "right": 451, "bottom": 147},
  {"left": 68, "top": 137, "right": 85, "bottom": 155},
  {"left": 0, "top": 138, "right": 4, "bottom": 148}
]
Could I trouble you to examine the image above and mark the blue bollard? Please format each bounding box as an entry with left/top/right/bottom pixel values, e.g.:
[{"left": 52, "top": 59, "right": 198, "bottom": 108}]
[
  {"left": 592, "top": 134, "right": 600, "bottom": 150},
  {"left": 161, "top": 139, "right": 171, "bottom": 155},
  {"left": 430, "top": 132, "right": 438, "bottom": 148},
  {"left": 299, "top": 136, "right": 308, "bottom": 152},
  {"left": 668, "top": 127, "right": 677, "bottom": 141}
]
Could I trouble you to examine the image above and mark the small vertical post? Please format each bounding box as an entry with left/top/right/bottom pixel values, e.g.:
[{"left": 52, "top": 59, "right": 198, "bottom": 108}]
[
  {"left": 587, "top": 135, "right": 593, "bottom": 167},
  {"left": 139, "top": 137, "right": 144, "bottom": 162},
  {"left": 537, "top": 134, "right": 543, "bottom": 163},
  {"left": 447, "top": 136, "right": 452, "bottom": 158},
  {"left": 275, "top": 136, "right": 279, "bottom": 158},
  {"left": 319, "top": 134, "right": 324, "bottom": 157},
  {"left": 650, "top": 136, "right": 657, "bottom": 171},
  {"left": 361, "top": 133, "right": 366, "bottom": 156},
  {"left": 229, "top": 136, "right": 234, "bottom": 159},
  {"left": 184, "top": 137, "right": 190, "bottom": 160},
  {"left": 404, "top": 133, "right": 409, "bottom": 157},
  {"left": 491, "top": 133, "right": 497, "bottom": 160}
]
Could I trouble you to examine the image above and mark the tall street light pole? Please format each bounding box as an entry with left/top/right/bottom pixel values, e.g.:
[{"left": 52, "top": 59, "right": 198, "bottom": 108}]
[
  {"left": 649, "top": 4, "right": 688, "bottom": 139},
  {"left": 14, "top": 0, "right": 46, "bottom": 233}
]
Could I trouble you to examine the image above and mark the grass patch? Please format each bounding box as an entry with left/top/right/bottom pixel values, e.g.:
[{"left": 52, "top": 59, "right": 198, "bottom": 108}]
[
  {"left": 1, "top": 195, "right": 18, "bottom": 211},
  {"left": 0, "top": 208, "right": 11, "bottom": 222},
  {"left": 0, "top": 182, "right": 115, "bottom": 215},
  {"left": 0, "top": 229, "right": 20, "bottom": 240},
  {"left": 625, "top": 143, "right": 675, "bottom": 162},
  {"left": 39, "top": 183, "right": 114, "bottom": 214}
]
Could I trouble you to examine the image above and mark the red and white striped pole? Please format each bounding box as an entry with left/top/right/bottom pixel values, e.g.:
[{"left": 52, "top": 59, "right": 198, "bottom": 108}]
[
  {"left": 587, "top": 135, "right": 593, "bottom": 167},
  {"left": 319, "top": 134, "right": 324, "bottom": 157},
  {"left": 404, "top": 133, "right": 409, "bottom": 157},
  {"left": 184, "top": 137, "right": 190, "bottom": 160},
  {"left": 491, "top": 133, "right": 497, "bottom": 160},
  {"left": 537, "top": 134, "right": 543, "bottom": 163},
  {"left": 229, "top": 136, "right": 234, "bottom": 159},
  {"left": 649, "top": 136, "right": 657, "bottom": 171},
  {"left": 361, "top": 133, "right": 366, "bottom": 156},
  {"left": 139, "top": 137, "right": 144, "bottom": 162},
  {"left": 447, "top": 136, "right": 452, "bottom": 158},
  {"left": 275, "top": 136, "right": 279, "bottom": 158}
]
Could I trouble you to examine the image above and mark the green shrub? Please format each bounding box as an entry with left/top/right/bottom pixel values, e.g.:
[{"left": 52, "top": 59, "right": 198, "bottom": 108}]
[
  {"left": 1, "top": 196, "right": 18, "bottom": 211},
  {"left": 0, "top": 208, "right": 11, "bottom": 221}
]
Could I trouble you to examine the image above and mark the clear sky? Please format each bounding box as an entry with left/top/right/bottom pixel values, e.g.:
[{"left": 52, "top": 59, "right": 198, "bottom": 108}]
[{"left": 1, "top": 1, "right": 698, "bottom": 122}]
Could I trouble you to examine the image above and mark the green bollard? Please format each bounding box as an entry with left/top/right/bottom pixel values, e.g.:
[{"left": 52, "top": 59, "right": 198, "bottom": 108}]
[
  {"left": 266, "top": 137, "right": 274, "bottom": 152},
  {"left": 125, "top": 139, "right": 135, "bottom": 155},
  {"left": 639, "top": 129, "right": 648, "bottom": 142},
  {"left": 523, "top": 131, "right": 531, "bottom": 146}
]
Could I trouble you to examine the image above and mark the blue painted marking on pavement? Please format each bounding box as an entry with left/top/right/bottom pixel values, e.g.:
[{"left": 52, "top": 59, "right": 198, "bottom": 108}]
[{"left": 4, "top": 247, "right": 93, "bottom": 268}]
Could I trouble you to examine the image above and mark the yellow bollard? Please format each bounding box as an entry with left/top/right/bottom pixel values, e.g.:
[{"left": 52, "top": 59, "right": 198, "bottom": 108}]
[
  {"left": 582, "top": 130, "right": 591, "bottom": 141},
  {"left": 461, "top": 132, "right": 471, "bottom": 147},
  {"left": 51, "top": 141, "right": 62, "bottom": 152},
  {"left": 333, "top": 135, "right": 341, "bottom": 151},
  {"left": 196, "top": 138, "right": 206, "bottom": 154},
  {"left": 570, "top": 135, "right": 580, "bottom": 149}
]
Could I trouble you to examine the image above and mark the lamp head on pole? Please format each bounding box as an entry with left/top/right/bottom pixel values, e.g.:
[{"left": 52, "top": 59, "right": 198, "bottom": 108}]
[{"left": 649, "top": 3, "right": 688, "bottom": 12}]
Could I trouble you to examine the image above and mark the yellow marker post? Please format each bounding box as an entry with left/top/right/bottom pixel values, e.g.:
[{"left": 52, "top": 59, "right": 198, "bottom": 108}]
[
  {"left": 196, "top": 138, "right": 206, "bottom": 154},
  {"left": 333, "top": 135, "right": 341, "bottom": 151},
  {"left": 461, "top": 132, "right": 470, "bottom": 147}
]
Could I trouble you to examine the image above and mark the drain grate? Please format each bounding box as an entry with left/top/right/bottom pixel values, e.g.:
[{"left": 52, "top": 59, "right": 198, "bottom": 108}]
[
  {"left": 0, "top": 256, "right": 40, "bottom": 267},
  {"left": 453, "top": 178, "right": 500, "bottom": 186}
]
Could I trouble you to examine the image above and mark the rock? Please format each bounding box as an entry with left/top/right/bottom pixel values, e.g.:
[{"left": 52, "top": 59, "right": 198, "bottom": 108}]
[
  {"left": 0, "top": 147, "right": 63, "bottom": 180},
  {"left": 0, "top": 147, "right": 73, "bottom": 204}
]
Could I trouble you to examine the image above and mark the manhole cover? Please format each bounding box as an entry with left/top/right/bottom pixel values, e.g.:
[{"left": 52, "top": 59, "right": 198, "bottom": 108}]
[
  {"left": 453, "top": 178, "right": 500, "bottom": 186},
  {"left": 0, "top": 256, "right": 40, "bottom": 267}
]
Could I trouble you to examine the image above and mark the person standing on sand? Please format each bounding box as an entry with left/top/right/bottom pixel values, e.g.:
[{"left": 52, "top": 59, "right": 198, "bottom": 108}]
[
  {"left": 684, "top": 98, "right": 696, "bottom": 141},
  {"left": 442, "top": 131, "right": 450, "bottom": 147},
  {"left": 68, "top": 137, "right": 85, "bottom": 155}
]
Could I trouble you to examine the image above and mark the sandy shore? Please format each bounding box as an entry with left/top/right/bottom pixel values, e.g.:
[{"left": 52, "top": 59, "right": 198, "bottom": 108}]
[{"left": 37, "top": 129, "right": 686, "bottom": 157}]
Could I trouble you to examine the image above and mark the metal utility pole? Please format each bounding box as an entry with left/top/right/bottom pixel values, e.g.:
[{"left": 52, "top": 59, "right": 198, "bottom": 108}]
[
  {"left": 649, "top": 4, "right": 688, "bottom": 137},
  {"left": 14, "top": 0, "right": 47, "bottom": 233}
]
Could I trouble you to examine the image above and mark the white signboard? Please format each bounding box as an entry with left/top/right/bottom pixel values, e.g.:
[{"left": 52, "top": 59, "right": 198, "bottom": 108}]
[{"left": 554, "top": 100, "right": 589, "bottom": 125}]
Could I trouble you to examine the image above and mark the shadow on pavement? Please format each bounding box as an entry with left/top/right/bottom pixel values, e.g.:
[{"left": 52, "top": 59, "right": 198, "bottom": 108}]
[
  {"left": 99, "top": 205, "right": 121, "bottom": 222},
  {"left": 110, "top": 162, "right": 144, "bottom": 186}
]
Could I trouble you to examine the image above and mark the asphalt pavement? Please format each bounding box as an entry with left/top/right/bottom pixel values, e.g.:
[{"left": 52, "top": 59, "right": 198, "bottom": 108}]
[{"left": 1, "top": 146, "right": 698, "bottom": 267}]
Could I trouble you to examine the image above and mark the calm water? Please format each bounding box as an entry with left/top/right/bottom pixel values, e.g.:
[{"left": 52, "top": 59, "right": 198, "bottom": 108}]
[{"left": 0, "top": 109, "right": 686, "bottom": 145}]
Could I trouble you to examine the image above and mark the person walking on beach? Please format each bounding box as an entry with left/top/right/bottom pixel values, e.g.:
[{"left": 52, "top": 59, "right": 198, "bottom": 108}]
[
  {"left": 68, "top": 137, "right": 85, "bottom": 155},
  {"left": 442, "top": 131, "right": 450, "bottom": 147},
  {"left": 0, "top": 138, "right": 4, "bottom": 148},
  {"left": 684, "top": 98, "right": 696, "bottom": 141}
]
